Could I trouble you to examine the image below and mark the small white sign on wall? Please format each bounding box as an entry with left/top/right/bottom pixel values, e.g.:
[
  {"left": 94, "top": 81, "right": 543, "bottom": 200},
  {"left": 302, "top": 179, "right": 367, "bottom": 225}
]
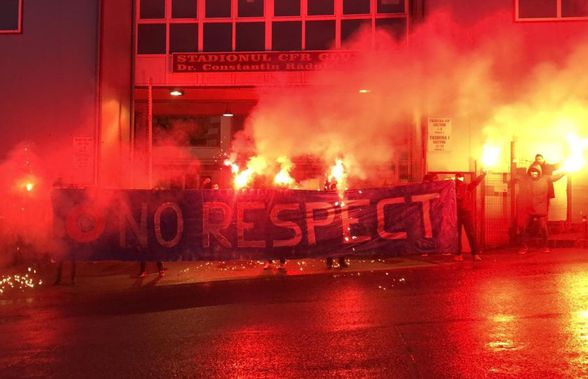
[
  {"left": 73, "top": 137, "right": 95, "bottom": 185},
  {"left": 427, "top": 118, "right": 452, "bottom": 152}
]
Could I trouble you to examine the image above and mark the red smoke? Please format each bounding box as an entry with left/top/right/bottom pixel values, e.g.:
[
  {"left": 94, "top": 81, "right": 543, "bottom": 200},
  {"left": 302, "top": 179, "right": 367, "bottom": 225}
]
[
  {"left": 230, "top": 11, "right": 588, "bottom": 182},
  {"left": 3, "top": 9, "right": 588, "bottom": 264}
]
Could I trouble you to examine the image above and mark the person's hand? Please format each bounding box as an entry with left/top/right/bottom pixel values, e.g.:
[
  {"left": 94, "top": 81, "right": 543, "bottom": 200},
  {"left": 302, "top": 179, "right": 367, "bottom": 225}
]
[{"left": 481, "top": 168, "right": 489, "bottom": 175}]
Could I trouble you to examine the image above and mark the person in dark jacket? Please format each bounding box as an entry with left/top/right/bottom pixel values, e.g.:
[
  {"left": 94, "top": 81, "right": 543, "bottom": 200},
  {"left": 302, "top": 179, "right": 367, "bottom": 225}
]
[
  {"left": 324, "top": 178, "right": 349, "bottom": 269},
  {"left": 517, "top": 164, "right": 565, "bottom": 254},
  {"left": 531, "top": 154, "right": 561, "bottom": 204},
  {"left": 138, "top": 261, "right": 166, "bottom": 278},
  {"left": 454, "top": 171, "right": 486, "bottom": 261},
  {"left": 422, "top": 173, "right": 439, "bottom": 182}
]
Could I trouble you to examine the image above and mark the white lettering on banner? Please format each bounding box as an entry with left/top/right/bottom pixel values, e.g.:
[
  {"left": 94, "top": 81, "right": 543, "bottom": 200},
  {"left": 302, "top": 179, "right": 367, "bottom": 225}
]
[
  {"left": 341, "top": 199, "right": 372, "bottom": 244},
  {"left": 119, "top": 203, "right": 148, "bottom": 248},
  {"left": 202, "top": 202, "right": 232, "bottom": 248},
  {"left": 64, "top": 190, "right": 445, "bottom": 250},
  {"left": 270, "top": 203, "right": 303, "bottom": 247},
  {"left": 376, "top": 197, "right": 408, "bottom": 240},
  {"left": 154, "top": 202, "right": 184, "bottom": 248},
  {"left": 411, "top": 193, "right": 440, "bottom": 238},
  {"left": 72, "top": 137, "right": 94, "bottom": 185},
  {"left": 305, "top": 202, "right": 336, "bottom": 246},
  {"left": 125, "top": 195, "right": 442, "bottom": 247},
  {"left": 237, "top": 202, "right": 266, "bottom": 248}
]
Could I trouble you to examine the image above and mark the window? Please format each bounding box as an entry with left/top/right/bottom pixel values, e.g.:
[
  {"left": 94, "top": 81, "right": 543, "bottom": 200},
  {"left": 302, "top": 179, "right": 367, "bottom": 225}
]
[
  {"left": 516, "top": 0, "right": 588, "bottom": 20},
  {"left": 563, "top": 0, "right": 588, "bottom": 17},
  {"left": 343, "top": 0, "right": 370, "bottom": 15},
  {"left": 140, "top": 0, "right": 165, "bottom": 19},
  {"left": 518, "top": 0, "right": 556, "bottom": 18},
  {"left": 236, "top": 22, "right": 265, "bottom": 51},
  {"left": 272, "top": 21, "right": 302, "bottom": 50},
  {"left": 376, "top": 18, "right": 406, "bottom": 40},
  {"left": 0, "top": 0, "right": 22, "bottom": 33},
  {"left": 170, "top": 23, "right": 198, "bottom": 52},
  {"left": 154, "top": 116, "right": 221, "bottom": 147},
  {"left": 206, "top": 0, "right": 231, "bottom": 18},
  {"left": 377, "top": 0, "right": 404, "bottom": 14},
  {"left": 135, "top": 0, "right": 409, "bottom": 56},
  {"left": 172, "top": 0, "right": 197, "bottom": 18},
  {"left": 238, "top": 0, "right": 264, "bottom": 17},
  {"left": 204, "top": 23, "right": 232, "bottom": 51},
  {"left": 306, "top": 20, "right": 335, "bottom": 50},
  {"left": 274, "top": 0, "right": 300, "bottom": 16},
  {"left": 138, "top": 24, "right": 166, "bottom": 54},
  {"left": 341, "top": 19, "right": 370, "bottom": 44},
  {"left": 308, "top": 0, "right": 334, "bottom": 15}
]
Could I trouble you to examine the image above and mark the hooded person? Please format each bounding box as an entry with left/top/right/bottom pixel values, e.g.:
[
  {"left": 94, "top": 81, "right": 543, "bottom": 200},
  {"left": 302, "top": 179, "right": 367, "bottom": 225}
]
[
  {"left": 516, "top": 163, "right": 565, "bottom": 254},
  {"left": 531, "top": 154, "right": 561, "bottom": 201},
  {"left": 454, "top": 170, "right": 487, "bottom": 261}
]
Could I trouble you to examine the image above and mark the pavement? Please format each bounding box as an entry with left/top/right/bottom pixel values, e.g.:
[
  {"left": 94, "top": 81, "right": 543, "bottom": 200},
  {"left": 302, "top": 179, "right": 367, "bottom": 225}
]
[
  {"left": 0, "top": 246, "right": 574, "bottom": 299},
  {"left": 2, "top": 247, "right": 588, "bottom": 378},
  {"left": 1, "top": 255, "right": 438, "bottom": 298}
]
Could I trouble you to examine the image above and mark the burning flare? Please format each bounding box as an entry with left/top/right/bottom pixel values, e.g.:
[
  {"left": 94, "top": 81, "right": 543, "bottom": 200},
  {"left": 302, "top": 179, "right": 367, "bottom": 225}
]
[
  {"left": 328, "top": 159, "right": 347, "bottom": 188},
  {"left": 17, "top": 175, "right": 37, "bottom": 194},
  {"left": 481, "top": 143, "right": 501, "bottom": 169},
  {"left": 273, "top": 157, "right": 295, "bottom": 187},
  {"left": 326, "top": 159, "right": 348, "bottom": 205},
  {"left": 560, "top": 133, "right": 588, "bottom": 173},
  {"left": 225, "top": 155, "right": 268, "bottom": 189}
]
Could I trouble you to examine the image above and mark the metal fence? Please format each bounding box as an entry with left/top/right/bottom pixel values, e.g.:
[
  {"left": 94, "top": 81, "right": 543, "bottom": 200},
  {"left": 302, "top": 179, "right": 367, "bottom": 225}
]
[{"left": 480, "top": 171, "right": 512, "bottom": 248}]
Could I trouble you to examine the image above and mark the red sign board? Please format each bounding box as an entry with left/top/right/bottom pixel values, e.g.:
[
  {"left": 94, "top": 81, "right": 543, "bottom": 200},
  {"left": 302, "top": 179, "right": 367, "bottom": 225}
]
[{"left": 172, "top": 51, "right": 358, "bottom": 73}]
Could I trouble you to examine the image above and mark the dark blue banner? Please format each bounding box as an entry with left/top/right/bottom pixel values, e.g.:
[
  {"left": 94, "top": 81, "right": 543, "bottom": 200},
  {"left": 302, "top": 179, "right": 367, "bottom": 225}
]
[{"left": 52, "top": 181, "right": 457, "bottom": 261}]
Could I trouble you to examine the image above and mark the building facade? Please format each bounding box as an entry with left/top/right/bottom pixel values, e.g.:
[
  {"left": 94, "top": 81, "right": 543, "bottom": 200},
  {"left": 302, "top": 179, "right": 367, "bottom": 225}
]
[
  {"left": 2, "top": 0, "right": 588, "bottom": 247},
  {"left": 133, "top": 0, "right": 420, "bottom": 189}
]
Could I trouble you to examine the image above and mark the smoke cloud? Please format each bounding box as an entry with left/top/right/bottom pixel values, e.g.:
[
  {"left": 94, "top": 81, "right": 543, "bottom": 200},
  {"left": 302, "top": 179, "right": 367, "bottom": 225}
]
[
  {"left": 232, "top": 11, "right": 588, "bottom": 182},
  {"left": 4, "top": 9, "right": 588, "bottom": 264}
]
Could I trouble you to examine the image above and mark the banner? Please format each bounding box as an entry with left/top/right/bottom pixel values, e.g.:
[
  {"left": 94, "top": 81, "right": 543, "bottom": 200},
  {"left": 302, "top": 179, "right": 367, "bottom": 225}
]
[
  {"left": 52, "top": 181, "right": 457, "bottom": 261},
  {"left": 172, "top": 51, "right": 357, "bottom": 72}
]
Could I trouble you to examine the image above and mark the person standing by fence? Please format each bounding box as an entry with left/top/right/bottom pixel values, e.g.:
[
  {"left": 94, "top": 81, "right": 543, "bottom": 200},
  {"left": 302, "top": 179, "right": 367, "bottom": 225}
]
[
  {"left": 517, "top": 164, "right": 565, "bottom": 254},
  {"left": 454, "top": 171, "right": 486, "bottom": 261}
]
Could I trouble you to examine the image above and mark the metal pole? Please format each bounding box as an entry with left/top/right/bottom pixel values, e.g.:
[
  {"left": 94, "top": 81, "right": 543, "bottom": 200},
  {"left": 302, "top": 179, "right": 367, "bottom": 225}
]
[
  {"left": 510, "top": 140, "right": 517, "bottom": 237},
  {"left": 148, "top": 78, "right": 153, "bottom": 189},
  {"left": 478, "top": 160, "right": 486, "bottom": 250},
  {"left": 567, "top": 175, "right": 572, "bottom": 225}
]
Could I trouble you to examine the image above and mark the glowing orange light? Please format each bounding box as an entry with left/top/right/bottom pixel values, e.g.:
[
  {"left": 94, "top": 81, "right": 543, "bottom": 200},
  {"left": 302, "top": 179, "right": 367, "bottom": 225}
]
[
  {"left": 481, "top": 143, "right": 501, "bottom": 169},
  {"left": 227, "top": 155, "right": 268, "bottom": 189},
  {"left": 329, "top": 159, "right": 345, "bottom": 183},
  {"left": 560, "top": 133, "right": 588, "bottom": 173},
  {"left": 234, "top": 168, "right": 253, "bottom": 189},
  {"left": 358, "top": 89, "right": 370, "bottom": 94},
  {"left": 328, "top": 159, "right": 348, "bottom": 192},
  {"left": 273, "top": 157, "right": 294, "bottom": 187},
  {"left": 17, "top": 176, "right": 37, "bottom": 193},
  {"left": 224, "top": 158, "right": 240, "bottom": 174}
]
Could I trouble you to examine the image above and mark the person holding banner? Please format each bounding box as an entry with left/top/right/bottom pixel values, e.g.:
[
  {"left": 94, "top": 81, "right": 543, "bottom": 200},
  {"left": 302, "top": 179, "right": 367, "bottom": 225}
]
[
  {"left": 264, "top": 258, "right": 286, "bottom": 272},
  {"left": 422, "top": 173, "right": 439, "bottom": 182},
  {"left": 323, "top": 178, "right": 349, "bottom": 269},
  {"left": 454, "top": 171, "right": 486, "bottom": 261},
  {"left": 138, "top": 261, "right": 166, "bottom": 278}
]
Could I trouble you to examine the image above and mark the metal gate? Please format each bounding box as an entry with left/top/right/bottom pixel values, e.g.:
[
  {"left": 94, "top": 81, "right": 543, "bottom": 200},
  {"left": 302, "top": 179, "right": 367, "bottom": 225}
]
[{"left": 480, "top": 171, "right": 512, "bottom": 248}]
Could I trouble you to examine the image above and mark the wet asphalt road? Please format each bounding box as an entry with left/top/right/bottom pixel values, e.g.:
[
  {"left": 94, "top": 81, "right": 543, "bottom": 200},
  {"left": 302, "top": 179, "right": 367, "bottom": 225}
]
[{"left": 1, "top": 251, "right": 588, "bottom": 378}]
